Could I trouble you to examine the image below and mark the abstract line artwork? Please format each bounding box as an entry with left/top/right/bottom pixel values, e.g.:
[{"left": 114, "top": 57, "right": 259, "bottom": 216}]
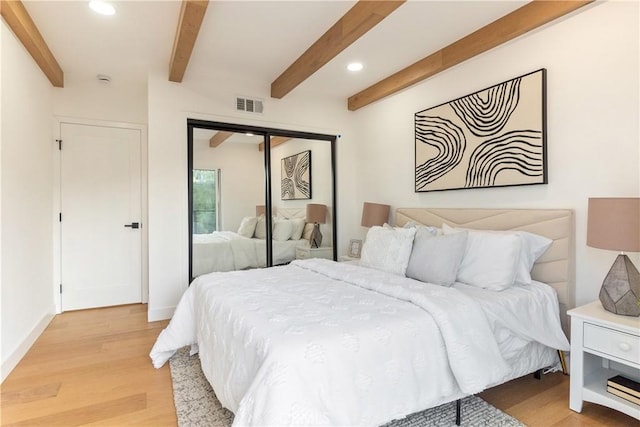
[
  {"left": 281, "top": 150, "right": 312, "bottom": 200},
  {"left": 415, "top": 69, "right": 547, "bottom": 192}
]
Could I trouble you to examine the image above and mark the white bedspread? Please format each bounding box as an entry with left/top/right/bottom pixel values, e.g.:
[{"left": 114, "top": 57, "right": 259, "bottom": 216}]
[
  {"left": 192, "top": 231, "right": 306, "bottom": 276},
  {"left": 151, "top": 259, "right": 568, "bottom": 426}
]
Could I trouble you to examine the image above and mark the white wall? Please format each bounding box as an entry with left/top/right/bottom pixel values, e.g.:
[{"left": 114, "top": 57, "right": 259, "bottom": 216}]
[
  {"left": 147, "top": 70, "right": 354, "bottom": 320},
  {"left": 53, "top": 74, "right": 147, "bottom": 125},
  {"left": 348, "top": 1, "right": 639, "bottom": 307},
  {"left": 193, "top": 139, "right": 264, "bottom": 232},
  {"left": 1, "top": 21, "right": 56, "bottom": 381}
]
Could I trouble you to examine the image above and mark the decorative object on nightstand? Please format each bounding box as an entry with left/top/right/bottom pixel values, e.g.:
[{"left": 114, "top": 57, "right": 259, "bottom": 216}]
[
  {"left": 306, "top": 203, "right": 326, "bottom": 248},
  {"left": 348, "top": 239, "right": 362, "bottom": 258},
  {"left": 568, "top": 301, "right": 640, "bottom": 420},
  {"left": 361, "top": 202, "right": 390, "bottom": 228},
  {"left": 587, "top": 197, "right": 640, "bottom": 316}
]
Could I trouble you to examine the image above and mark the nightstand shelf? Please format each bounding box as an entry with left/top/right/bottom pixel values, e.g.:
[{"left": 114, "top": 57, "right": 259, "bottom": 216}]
[
  {"left": 296, "top": 246, "right": 333, "bottom": 260},
  {"left": 568, "top": 301, "right": 640, "bottom": 420},
  {"left": 583, "top": 367, "right": 638, "bottom": 417}
]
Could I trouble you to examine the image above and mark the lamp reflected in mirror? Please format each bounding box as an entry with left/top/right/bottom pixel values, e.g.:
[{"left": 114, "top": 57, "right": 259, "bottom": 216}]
[{"left": 306, "top": 204, "right": 326, "bottom": 248}]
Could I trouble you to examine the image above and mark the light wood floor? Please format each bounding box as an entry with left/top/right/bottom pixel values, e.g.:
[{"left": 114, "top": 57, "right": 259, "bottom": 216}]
[{"left": 1, "top": 304, "right": 637, "bottom": 426}]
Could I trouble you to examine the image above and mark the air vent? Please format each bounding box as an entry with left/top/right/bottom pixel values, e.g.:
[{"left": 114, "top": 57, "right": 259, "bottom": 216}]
[{"left": 236, "top": 96, "right": 264, "bottom": 114}]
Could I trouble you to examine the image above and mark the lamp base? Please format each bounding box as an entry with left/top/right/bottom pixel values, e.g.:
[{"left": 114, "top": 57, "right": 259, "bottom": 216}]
[
  {"left": 310, "top": 223, "right": 323, "bottom": 248},
  {"left": 599, "top": 254, "right": 640, "bottom": 317}
]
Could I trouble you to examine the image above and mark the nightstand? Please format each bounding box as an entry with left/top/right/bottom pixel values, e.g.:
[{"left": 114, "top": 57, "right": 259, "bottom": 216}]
[
  {"left": 568, "top": 301, "right": 640, "bottom": 420},
  {"left": 339, "top": 255, "right": 360, "bottom": 263},
  {"left": 296, "top": 246, "right": 333, "bottom": 260}
]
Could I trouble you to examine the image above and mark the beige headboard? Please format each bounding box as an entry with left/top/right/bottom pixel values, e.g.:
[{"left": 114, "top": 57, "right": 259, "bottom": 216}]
[{"left": 395, "top": 208, "right": 575, "bottom": 335}]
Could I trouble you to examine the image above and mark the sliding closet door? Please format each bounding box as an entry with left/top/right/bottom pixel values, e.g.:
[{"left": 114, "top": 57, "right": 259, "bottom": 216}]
[
  {"left": 269, "top": 137, "right": 335, "bottom": 258},
  {"left": 188, "top": 119, "right": 337, "bottom": 282},
  {"left": 190, "top": 128, "right": 266, "bottom": 279}
]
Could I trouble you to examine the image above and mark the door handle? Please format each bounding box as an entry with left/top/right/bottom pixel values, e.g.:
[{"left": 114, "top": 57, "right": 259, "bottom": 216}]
[{"left": 124, "top": 222, "right": 140, "bottom": 229}]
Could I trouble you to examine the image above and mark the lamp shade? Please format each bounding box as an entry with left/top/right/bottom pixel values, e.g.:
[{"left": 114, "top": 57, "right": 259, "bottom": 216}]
[
  {"left": 361, "top": 202, "right": 390, "bottom": 227},
  {"left": 587, "top": 198, "right": 640, "bottom": 252},
  {"left": 306, "top": 204, "right": 326, "bottom": 224},
  {"left": 256, "top": 205, "right": 266, "bottom": 216}
]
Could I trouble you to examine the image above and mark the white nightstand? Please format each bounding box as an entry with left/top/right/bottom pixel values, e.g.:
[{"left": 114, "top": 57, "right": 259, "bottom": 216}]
[
  {"left": 339, "top": 255, "right": 360, "bottom": 263},
  {"left": 296, "top": 246, "right": 333, "bottom": 260},
  {"left": 568, "top": 301, "right": 640, "bottom": 420}
]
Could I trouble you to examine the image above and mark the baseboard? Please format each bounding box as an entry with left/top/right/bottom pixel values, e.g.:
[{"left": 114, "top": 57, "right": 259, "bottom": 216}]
[
  {"left": 148, "top": 306, "right": 175, "bottom": 322},
  {"left": 1, "top": 309, "right": 55, "bottom": 383}
]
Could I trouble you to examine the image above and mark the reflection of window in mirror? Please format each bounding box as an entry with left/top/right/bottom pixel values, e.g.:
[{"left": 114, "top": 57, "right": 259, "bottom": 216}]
[{"left": 192, "top": 169, "right": 220, "bottom": 234}]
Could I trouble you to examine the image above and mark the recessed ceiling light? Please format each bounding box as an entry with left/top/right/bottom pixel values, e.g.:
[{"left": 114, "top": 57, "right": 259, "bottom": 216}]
[
  {"left": 347, "top": 62, "right": 364, "bottom": 72},
  {"left": 89, "top": 1, "right": 116, "bottom": 16}
]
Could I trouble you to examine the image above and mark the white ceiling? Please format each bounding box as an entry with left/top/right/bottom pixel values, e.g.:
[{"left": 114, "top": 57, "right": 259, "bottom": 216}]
[{"left": 23, "top": 0, "right": 528, "bottom": 99}]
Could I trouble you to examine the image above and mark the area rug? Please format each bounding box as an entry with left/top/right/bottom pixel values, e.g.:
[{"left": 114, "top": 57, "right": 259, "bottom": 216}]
[{"left": 169, "top": 347, "right": 525, "bottom": 426}]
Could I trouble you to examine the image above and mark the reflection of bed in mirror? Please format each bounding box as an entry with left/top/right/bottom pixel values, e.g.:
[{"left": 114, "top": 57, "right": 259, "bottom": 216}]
[{"left": 192, "top": 208, "right": 312, "bottom": 277}]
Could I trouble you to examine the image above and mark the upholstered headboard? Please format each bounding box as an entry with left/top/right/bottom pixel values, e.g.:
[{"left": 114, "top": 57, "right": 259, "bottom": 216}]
[{"left": 395, "top": 208, "right": 575, "bottom": 335}]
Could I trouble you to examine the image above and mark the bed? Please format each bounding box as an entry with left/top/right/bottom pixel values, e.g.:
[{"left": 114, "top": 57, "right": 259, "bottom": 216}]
[
  {"left": 154, "top": 208, "right": 574, "bottom": 426},
  {"left": 192, "top": 209, "right": 313, "bottom": 276},
  {"left": 192, "top": 231, "right": 308, "bottom": 276}
]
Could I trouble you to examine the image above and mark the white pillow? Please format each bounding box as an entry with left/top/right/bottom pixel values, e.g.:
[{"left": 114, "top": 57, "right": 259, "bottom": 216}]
[
  {"left": 254, "top": 215, "right": 267, "bottom": 239},
  {"left": 273, "top": 219, "right": 294, "bottom": 241},
  {"left": 290, "top": 218, "right": 306, "bottom": 240},
  {"left": 514, "top": 231, "right": 553, "bottom": 284},
  {"left": 406, "top": 229, "right": 468, "bottom": 287},
  {"left": 237, "top": 216, "right": 258, "bottom": 238},
  {"left": 402, "top": 221, "right": 441, "bottom": 236},
  {"left": 442, "top": 223, "right": 521, "bottom": 290},
  {"left": 360, "top": 226, "right": 416, "bottom": 276},
  {"left": 442, "top": 223, "right": 552, "bottom": 285}
]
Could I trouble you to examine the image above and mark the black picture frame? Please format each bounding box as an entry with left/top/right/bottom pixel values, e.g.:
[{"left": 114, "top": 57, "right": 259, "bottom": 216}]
[
  {"left": 281, "top": 150, "right": 312, "bottom": 200},
  {"left": 415, "top": 69, "right": 547, "bottom": 192}
]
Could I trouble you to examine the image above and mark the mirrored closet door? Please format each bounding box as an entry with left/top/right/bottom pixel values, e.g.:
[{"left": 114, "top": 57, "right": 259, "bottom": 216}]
[{"left": 188, "top": 119, "right": 337, "bottom": 282}]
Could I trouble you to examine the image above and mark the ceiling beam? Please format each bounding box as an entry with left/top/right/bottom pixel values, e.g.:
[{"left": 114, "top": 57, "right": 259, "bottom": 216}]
[
  {"left": 347, "top": 0, "right": 594, "bottom": 111},
  {"left": 209, "top": 131, "right": 233, "bottom": 148},
  {"left": 258, "top": 136, "right": 292, "bottom": 152},
  {"left": 169, "top": 0, "right": 209, "bottom": 82},
  {"left": 0, "top": 0, "right": 64, "bottom": 87},
  {"left": 270, "top": 0, "right": 406, "bottom": 99}
]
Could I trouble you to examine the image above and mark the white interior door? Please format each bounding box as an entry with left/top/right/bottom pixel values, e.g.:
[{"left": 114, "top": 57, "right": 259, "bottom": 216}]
[{"left": 60, "top": 123, "right": 142, "bottom": 311}]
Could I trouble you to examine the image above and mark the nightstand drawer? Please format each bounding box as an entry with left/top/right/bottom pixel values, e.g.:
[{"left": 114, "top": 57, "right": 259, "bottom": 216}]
[
  {"left": 584, "top": 322, "right": 640, "bottom": 365},
  {"left": 296, "top": 246, "right": 332, "bottom": 260}
]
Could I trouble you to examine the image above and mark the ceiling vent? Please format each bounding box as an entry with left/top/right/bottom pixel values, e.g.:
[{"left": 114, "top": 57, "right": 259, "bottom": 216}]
[{"left": 236, "top": 96, "right": 264, "bottom": 114}]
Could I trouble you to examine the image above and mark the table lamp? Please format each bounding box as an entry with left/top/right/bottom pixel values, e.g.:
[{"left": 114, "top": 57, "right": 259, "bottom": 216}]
[
  {"left": 306, "top": 204, "right": 326, "bottom": 248},
  {"left": 587, "top": 197, "right": 640, "bottom": 316},
  {"left": 361, "top": 202, "right": 390, "bottom": 228}
]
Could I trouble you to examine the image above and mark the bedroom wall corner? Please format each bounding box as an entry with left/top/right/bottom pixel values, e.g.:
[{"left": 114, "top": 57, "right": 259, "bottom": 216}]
[
  {"left": 1, "top": 20, "right": 56, "bottom": 380},
  {"left": 347, "top": 0, "right": 639, "bottom": 307}
]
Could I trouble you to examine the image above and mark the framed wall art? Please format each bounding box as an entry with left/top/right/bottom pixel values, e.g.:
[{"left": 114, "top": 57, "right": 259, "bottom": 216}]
[
  {"left": 281, "top": 150, "right": 312, "bottom": 200},
  {"left": 415, "top": 69, "right": 547, "bottom": 192}
]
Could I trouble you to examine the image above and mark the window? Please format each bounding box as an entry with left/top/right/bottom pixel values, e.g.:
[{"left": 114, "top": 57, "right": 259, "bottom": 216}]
[{"left": 192, "top": 169, "right": 219, "bottom": 234}]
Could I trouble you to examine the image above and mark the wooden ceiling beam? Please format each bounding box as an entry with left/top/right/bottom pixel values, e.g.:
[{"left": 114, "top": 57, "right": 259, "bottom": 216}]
[
  {"left": 209, "top": 131, "right": 233, "bottom": 148},
  {"left": 169, "top": 0, "right": 209, "bottom": 82},
  {"left": 271, "top": 0, "right": 405, "bottom": 99},
  {"left": 258, "top": 136, "right": 292, "bottom": 152},
  {"left": 347, "top": 0, "right": 594, "bottom": 111},
  {"left": 0, "top": 0, "right": 64, "bottom": 87}
]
